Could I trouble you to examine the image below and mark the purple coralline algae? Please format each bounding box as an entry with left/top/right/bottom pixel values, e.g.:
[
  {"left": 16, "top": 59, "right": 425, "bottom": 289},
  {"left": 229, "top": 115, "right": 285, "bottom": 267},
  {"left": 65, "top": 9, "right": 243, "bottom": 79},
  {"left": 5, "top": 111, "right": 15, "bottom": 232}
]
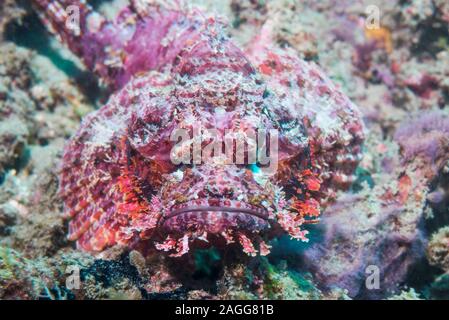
[
  {"left": 304, "top": 110, "right": 449, "bottom": 298},
  {"left": 394, "top": 111, "right": 449, "bottom": 177}
]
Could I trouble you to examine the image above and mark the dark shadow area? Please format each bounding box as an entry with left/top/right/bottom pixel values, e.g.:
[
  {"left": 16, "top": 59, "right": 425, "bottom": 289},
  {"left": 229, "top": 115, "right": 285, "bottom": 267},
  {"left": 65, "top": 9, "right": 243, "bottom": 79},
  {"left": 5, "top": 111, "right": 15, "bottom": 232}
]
[
  {"left": 411, "top": 17, "right": 449, "bottom": 59},
  {"left": 90, "top": 0, "right": 119, "bottom": 10},
  {"left": 4, "top": 5, "right": 107, "bottom": 105}
]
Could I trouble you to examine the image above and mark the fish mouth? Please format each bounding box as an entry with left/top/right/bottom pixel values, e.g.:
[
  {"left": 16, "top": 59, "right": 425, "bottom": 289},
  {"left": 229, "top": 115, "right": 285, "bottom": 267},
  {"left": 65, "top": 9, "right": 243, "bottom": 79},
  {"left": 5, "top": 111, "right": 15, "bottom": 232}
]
[
  {"left": 164, "top": 205, "right": 269, "bottom": 221},
  {"left": 159, "top": 199, "right": 271, "bottom": 233}
]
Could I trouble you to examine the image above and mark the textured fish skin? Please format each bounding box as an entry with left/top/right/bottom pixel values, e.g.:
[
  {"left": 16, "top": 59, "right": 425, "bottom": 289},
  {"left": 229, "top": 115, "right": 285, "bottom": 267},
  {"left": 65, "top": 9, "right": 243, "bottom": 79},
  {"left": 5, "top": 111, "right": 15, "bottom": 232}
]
[{"left": 32, "top": 0, "right": 365, "bottom": 257}]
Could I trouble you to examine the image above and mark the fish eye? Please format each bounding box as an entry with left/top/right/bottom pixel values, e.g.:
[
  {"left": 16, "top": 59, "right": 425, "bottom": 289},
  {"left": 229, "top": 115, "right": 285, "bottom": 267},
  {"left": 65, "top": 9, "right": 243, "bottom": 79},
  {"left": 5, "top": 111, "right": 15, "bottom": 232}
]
[{"left": 247, "top": 163, "right": 261, "bottom": 173}]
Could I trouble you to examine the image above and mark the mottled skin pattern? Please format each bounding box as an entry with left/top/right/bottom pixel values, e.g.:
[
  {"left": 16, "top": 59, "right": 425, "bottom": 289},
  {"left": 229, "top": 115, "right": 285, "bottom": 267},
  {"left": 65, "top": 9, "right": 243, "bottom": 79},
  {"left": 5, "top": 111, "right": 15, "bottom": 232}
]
[{"left": 33, "top": 0, "right": 365, "bottom": 257}]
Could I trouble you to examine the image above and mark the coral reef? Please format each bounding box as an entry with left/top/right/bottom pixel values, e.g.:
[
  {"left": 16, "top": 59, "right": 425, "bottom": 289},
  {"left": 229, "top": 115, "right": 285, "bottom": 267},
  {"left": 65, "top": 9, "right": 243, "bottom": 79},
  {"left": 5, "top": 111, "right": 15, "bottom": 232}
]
[
  {"left": 0, "top": 0, "right": 27, "bottom": 42},
  {"left": 427, "top": 226, "right": 449, "bottom": 272},
  {"left": 0, "top": 245, "right": 93, "bottom": 299},
  {"left": 302, "top": 109, "right": 449, "bottom": 298},
  {"left": 303, "top": 182, "right": 426, "bottom": 298},
  {"left": 0, "top": 44, "right": 33, "bottom": 177},
  {"left": 387, "top": 288, "right": 422, "bottom": 300},
  {"left": 0, "top": 0, "right": 448, "bottom": 300},
  {"left": 394, "top": 111, "right": 449, "bottom": 177}
]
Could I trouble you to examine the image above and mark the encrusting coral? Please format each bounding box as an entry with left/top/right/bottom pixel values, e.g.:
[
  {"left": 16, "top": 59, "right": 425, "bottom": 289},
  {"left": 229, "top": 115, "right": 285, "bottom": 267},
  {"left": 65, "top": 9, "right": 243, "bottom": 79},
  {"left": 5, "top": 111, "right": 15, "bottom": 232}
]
[{"left": 427, "top": 226, "right": 449, "bottom": 272}]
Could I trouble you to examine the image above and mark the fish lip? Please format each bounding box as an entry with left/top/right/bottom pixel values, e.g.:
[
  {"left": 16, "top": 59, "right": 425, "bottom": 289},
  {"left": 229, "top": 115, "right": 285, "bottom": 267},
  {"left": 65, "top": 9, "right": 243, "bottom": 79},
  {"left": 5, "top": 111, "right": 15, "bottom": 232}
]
[{"left": 162, "top": 205, "right": 270, "bottom": 222}]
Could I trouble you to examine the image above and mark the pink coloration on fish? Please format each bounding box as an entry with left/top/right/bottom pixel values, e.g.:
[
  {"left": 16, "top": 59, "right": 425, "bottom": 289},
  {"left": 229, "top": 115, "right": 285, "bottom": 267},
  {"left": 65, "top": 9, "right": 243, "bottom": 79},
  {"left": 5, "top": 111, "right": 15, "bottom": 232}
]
[{"left": 32, "top": 0, "right": 365, "bottom": 257}]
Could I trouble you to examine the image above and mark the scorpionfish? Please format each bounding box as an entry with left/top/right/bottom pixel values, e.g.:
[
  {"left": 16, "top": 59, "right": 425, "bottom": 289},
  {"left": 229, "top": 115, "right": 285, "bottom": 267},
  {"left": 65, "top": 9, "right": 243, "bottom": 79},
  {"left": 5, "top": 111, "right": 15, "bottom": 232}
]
[{"left": 33, "top": 0, "right": 365, "bottom": 257}]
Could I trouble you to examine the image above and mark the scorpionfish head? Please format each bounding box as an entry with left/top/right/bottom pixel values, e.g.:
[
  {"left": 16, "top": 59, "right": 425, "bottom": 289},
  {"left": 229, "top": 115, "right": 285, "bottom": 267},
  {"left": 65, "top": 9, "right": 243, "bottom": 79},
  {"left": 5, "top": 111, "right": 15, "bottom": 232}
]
[
  {"left": 60, "top": 26, "right": 364, "bottom": 257},
  {"left": 119, "top": 43, "right": 322, "bottom": 257}
]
